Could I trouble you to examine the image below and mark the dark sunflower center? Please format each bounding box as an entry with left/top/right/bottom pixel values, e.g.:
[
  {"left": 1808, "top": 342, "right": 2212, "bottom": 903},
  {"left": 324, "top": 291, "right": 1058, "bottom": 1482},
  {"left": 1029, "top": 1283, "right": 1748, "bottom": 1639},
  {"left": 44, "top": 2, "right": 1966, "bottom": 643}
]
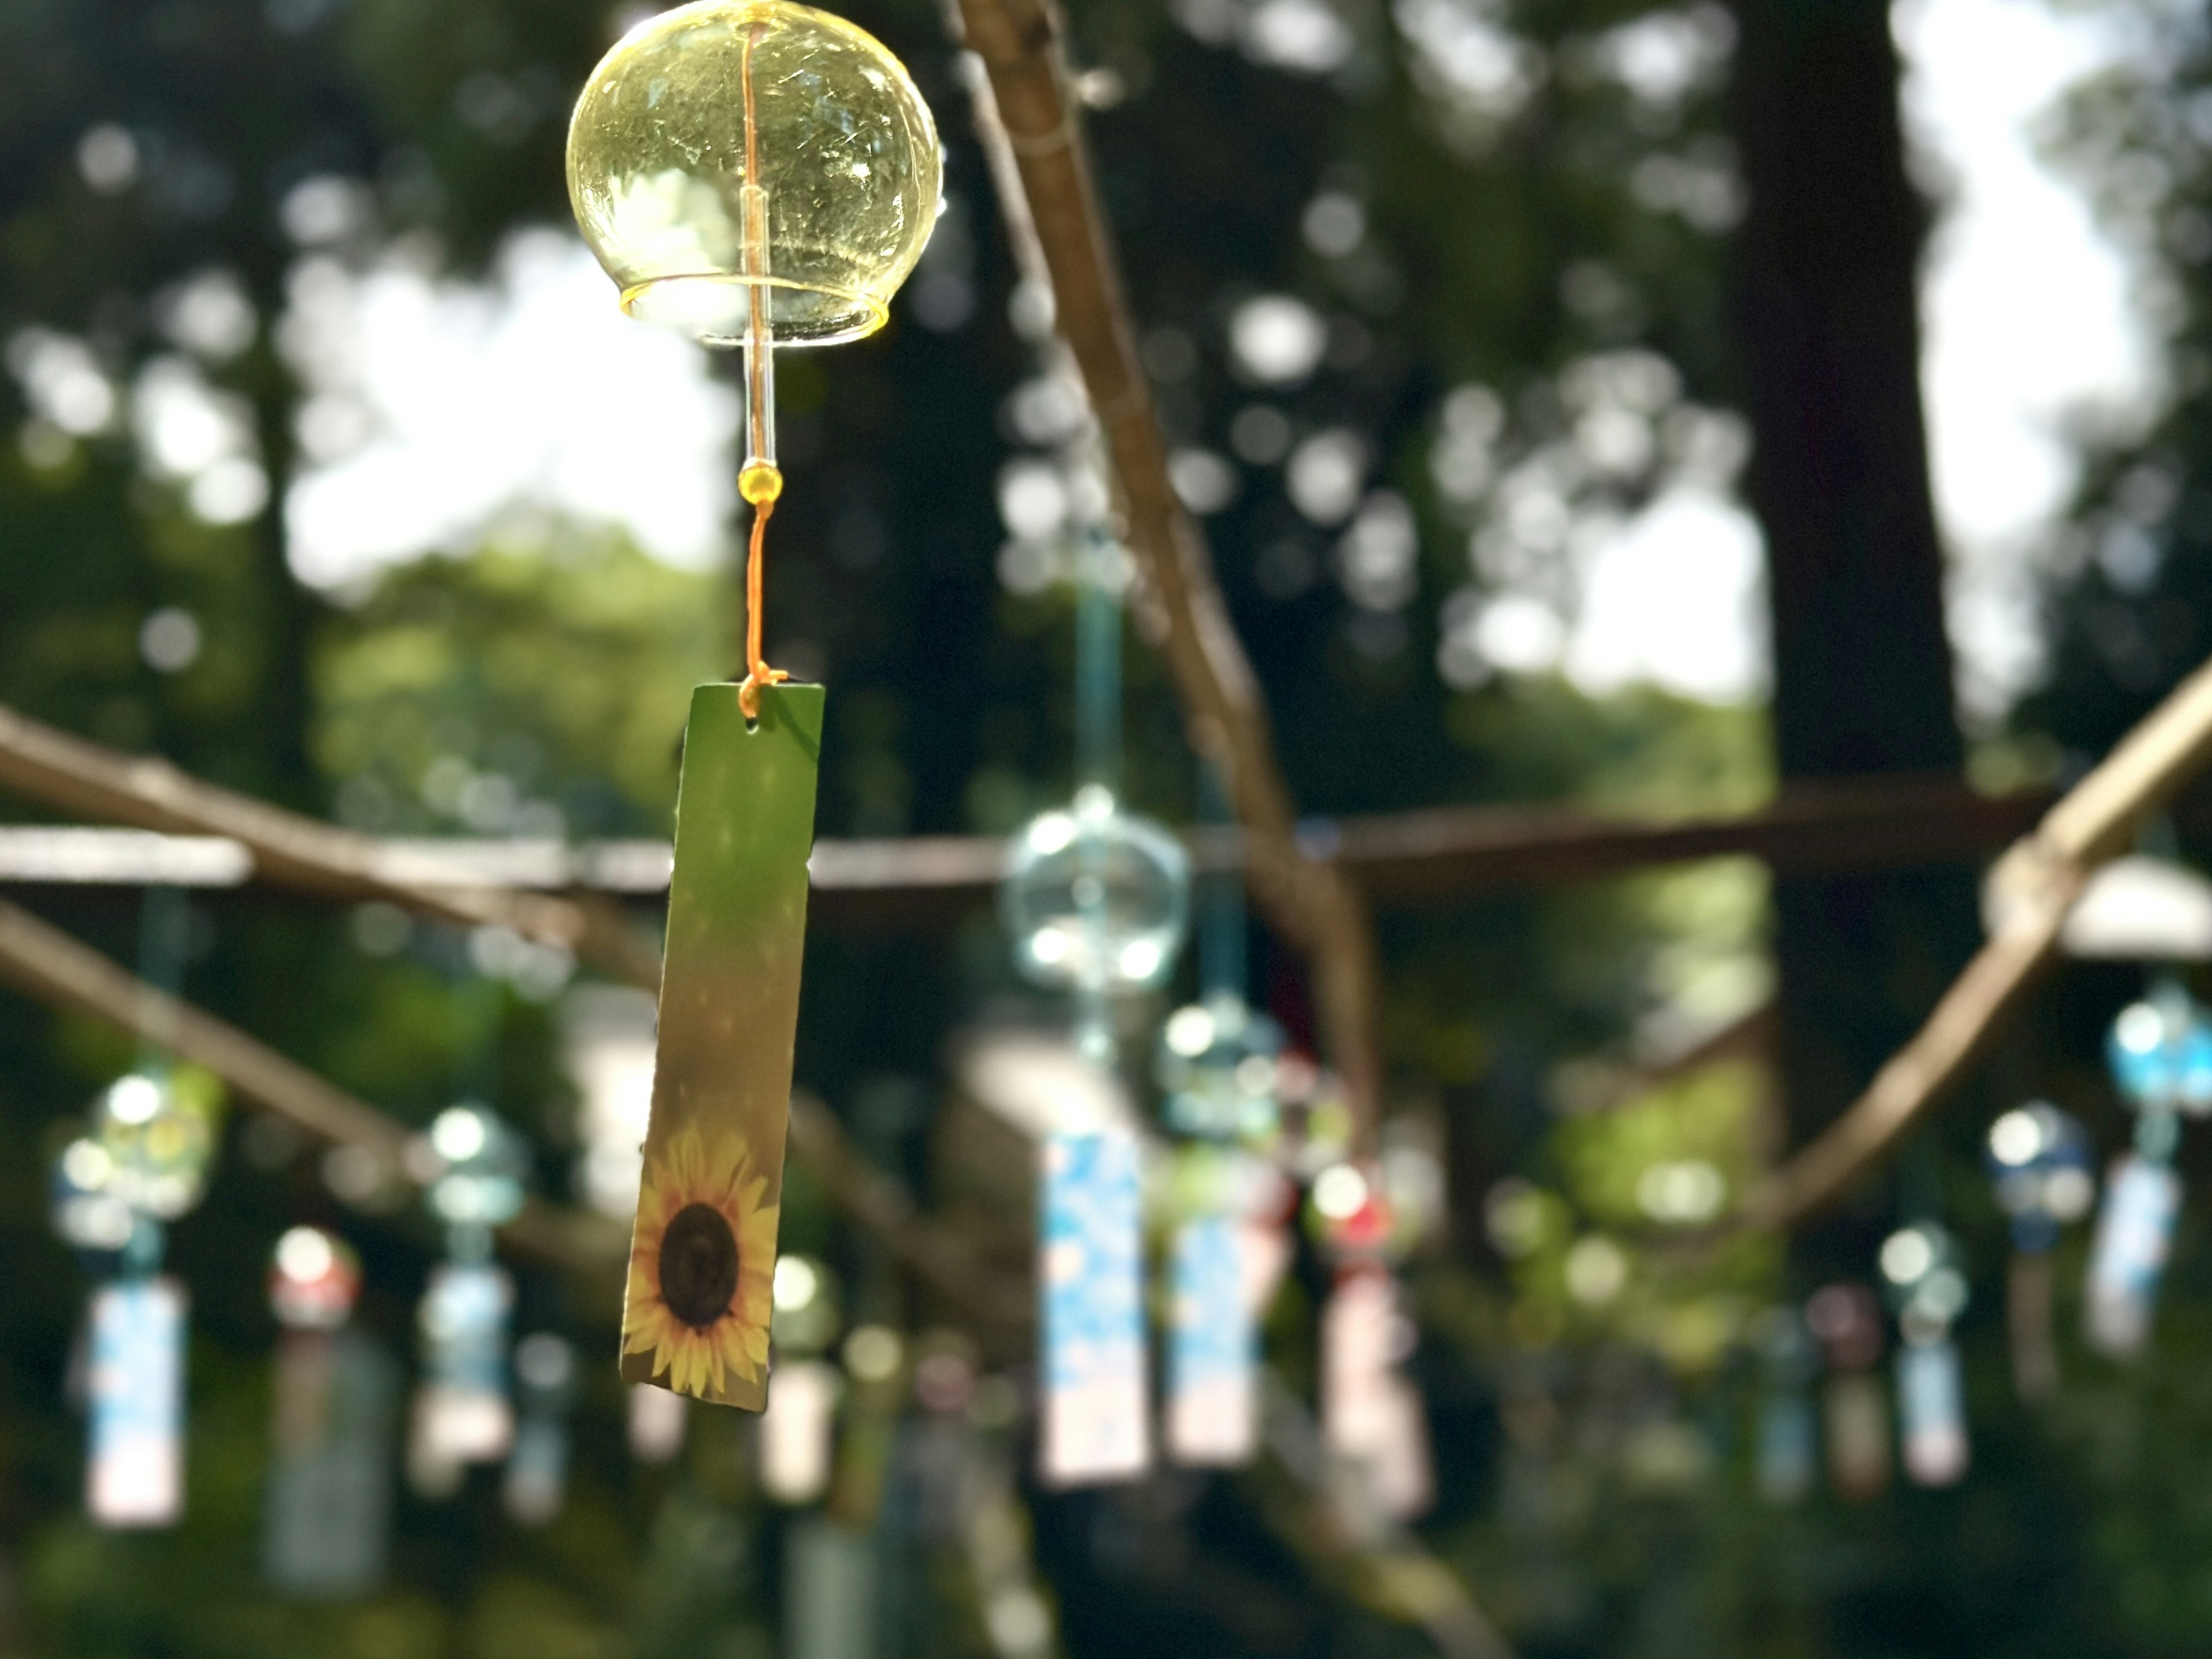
[{"left": 658, "top": 1202, "right": 740, "bottom": 1329}]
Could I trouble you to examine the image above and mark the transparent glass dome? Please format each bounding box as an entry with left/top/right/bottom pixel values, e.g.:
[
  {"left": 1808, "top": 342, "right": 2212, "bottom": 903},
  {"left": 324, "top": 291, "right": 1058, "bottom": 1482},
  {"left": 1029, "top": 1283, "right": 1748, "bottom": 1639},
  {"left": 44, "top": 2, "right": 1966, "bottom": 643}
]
[
  {"left": 1984, "top": 1103, "right": 2094, "bottom": 1249},
  {"left": 2108, "top": 995, "right": 2212, "bottom": 1115},
  {"left": 1156, "top": 993, "right": 1283, "bottom": 1141},
  {"left": 94, "top": 1072, "right": 215, "bottom": 1220},
  {"left": 567, "top": 0, "right": 941, "bottom": 346},
  {"left": 1003, "top": 786, "right": 1191, "bottom": 994},
  {"left": 426, "top": 1103, "right": 530, "bottom": 1230}
]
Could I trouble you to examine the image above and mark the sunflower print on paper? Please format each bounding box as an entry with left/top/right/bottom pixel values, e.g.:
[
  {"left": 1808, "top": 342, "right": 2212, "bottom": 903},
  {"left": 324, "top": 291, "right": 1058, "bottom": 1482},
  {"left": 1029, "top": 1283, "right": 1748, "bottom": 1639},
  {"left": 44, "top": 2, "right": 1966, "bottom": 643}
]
[{"left": 623, "top": 1127, "right": 778, "bottom": 1397}]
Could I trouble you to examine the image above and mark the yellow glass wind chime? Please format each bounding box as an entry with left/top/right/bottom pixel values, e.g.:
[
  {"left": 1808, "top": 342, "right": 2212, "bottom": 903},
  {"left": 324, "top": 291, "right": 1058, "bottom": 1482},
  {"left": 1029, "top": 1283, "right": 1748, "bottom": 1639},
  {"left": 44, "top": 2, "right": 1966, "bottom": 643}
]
[{"left": 567, "top": 0, "right": 938, "bottom": 1410}]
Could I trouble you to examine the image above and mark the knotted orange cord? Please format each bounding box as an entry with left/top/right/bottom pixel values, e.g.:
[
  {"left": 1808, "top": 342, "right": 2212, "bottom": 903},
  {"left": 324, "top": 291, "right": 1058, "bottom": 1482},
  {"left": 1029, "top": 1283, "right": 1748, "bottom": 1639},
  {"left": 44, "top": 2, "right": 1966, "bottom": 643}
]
[
  {"left": 735, "top": 16, "right": 786, "bottom": 722},
  {"left": 738, "top": 474, "right": 786, "bottom": 720}
]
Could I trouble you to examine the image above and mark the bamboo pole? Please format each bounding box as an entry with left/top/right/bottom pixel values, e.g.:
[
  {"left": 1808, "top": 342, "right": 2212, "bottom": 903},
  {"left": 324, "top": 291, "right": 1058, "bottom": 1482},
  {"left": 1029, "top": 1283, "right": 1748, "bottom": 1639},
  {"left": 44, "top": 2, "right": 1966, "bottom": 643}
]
[
  {"left": 0, "top": 696, "right": 2045, "bottom": 931},
  {"left": 0, "top": 893, "right": 622, "bottom": 1280},
  {"left": 941, "top": 0, "right": 1388, "bottom": 1153},
  {"left": 0, "top": 704, "right": 661, "bottom": 988},
  {"left": 1743, "top": 653, "right": 2212, "bottom": 1229}
]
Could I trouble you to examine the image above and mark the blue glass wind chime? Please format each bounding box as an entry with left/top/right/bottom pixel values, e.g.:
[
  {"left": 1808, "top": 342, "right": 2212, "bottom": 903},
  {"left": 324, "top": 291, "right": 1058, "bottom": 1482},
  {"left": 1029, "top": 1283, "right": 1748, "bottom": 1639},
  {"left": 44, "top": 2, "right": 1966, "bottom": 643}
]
[
  {"left": 1155, "top": 772, "right": 1288, "bottom": 1469},
  {"left": 1753, "top": 994, "right": 2183, "bottom": 1505},
  {"left": 48, "top": 884, "right": 218, "bottom": 1530},
  {"left": 2085, "top": 980, "right": 2211, "bottom": 1355},
  {"left": 1002, "top": 509, "right": 1189, "bottom": 1484}
]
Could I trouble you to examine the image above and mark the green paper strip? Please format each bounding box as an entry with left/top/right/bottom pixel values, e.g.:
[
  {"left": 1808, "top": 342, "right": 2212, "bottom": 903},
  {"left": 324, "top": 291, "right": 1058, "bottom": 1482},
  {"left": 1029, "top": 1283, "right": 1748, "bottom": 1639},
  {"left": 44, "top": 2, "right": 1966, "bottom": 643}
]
[{"left": 621, "top": 682, "right": 822, "bottom": 1411}]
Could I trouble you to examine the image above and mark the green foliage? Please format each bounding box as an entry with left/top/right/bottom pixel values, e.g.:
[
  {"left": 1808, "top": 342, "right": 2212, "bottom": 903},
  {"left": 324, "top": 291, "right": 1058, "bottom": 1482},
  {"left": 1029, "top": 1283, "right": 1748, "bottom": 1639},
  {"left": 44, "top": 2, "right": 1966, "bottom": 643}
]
[
  {"left": 0, "top": 0, "right": 2195, "bottom": 1651},
  {"left": 313, "top": 529, "right": 731, "bottom": 838}
]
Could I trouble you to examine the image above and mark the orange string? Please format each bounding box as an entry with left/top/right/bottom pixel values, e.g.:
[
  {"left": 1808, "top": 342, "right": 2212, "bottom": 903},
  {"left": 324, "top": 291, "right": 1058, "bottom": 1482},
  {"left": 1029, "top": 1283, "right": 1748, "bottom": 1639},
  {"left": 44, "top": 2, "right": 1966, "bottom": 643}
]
[
  {"left": 733, "top": 17, "right": 785, "bottom": 724},
  {"left": 737, "top": 490, "right": 786, "bottom": 721}
]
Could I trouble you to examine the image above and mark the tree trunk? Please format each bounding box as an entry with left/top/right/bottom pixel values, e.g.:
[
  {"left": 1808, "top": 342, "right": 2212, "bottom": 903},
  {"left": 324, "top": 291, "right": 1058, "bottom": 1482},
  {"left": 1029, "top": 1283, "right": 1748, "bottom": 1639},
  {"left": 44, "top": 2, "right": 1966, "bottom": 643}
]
[{"left": 1727, "top": 0, "right": 1978, "bottom": 1257}]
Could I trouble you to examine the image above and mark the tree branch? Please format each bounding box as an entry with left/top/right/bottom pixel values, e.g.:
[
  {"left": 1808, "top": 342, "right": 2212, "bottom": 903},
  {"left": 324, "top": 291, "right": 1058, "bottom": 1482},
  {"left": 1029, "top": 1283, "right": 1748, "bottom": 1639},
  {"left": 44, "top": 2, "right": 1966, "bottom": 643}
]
[
  {"left": 0, "top": 894, "right": 623, "bottom": 1282},
  {"left": 942, "top": 0, "right": 1388, "bottom": 1153},
  {"left": 0, "top": 703, "right": 661, "bottom": 988}
]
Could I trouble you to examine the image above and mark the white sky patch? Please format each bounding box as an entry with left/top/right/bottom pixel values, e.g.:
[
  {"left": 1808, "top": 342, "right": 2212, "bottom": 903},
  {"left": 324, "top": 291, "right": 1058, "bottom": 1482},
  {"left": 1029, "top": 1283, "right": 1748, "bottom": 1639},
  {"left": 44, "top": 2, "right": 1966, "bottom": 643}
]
[
  {"left": 1565, "top": 486, "right": 1770, "bottom": 703},
  {"left": 1898, "top": 0, "right": 2161, "bottom": 718},
  {"left": 283, "top": 228, "right": 738, "bottom": 591}
]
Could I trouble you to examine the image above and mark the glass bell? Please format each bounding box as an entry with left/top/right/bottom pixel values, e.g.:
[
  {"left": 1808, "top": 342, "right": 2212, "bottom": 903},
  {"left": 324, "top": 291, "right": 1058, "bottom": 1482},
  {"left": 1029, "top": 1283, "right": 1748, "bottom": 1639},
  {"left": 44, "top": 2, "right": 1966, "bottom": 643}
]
[
  {"left": 1984, "top": 1103, "right": 2095, "bottom": 1251},
  {"left": 1002, "top": 785, "right": 1191, "bottom": 994},
  {"left": 51, "top": 1134, "right": 135, "bottom": 1262},
  {"left": 94, "top": 1071, "right": 218, "bottom": 1221},
  {"left": 567, "top": 0, "right": 941, "bottom": 346},
  {"left": 1157, "top": 993, "right": 1283, "bottom": 1141},
  {"left": 1878, "top": 1220, "right": 1968, "bottom": 1345},
  {"left": 425, "top": 1104, "right": 529, "bottom": 1235},
  {"left": 2107, "top": 993, "right": 2212, "bottom": 1116}
]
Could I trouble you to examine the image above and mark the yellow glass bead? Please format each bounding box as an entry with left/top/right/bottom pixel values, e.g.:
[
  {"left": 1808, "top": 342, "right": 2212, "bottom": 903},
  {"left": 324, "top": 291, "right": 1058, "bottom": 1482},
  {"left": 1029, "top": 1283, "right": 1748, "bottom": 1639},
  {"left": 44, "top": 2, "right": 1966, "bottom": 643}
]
[
  {"left": 738, "top": 459, "right": 784, "bottom": 503},
  {"left": 567, "top": 0, "right": 941, "bottom": 347}
]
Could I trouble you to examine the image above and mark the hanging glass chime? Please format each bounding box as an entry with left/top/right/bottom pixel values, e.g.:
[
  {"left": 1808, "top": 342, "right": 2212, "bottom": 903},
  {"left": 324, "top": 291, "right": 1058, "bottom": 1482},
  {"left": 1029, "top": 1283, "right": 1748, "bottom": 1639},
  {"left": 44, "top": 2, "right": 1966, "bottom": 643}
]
[
  {"left": 569, "top": 0, "right": 937, "bottom": 1415},
  {"left": 1749, "top": 1304, "right": 1817, "bottom": 1505},
  {"left": 1984, "top": 1103, "right": 2095, "bottom": 1400},
  {"left": 1805, "top": 1281, "right": 1889, "bottom": 1502},
  {"left": 1154, "top": 776, "right": 1286, "bottom": 1469},
  {"left": 1877, "top": 1221, "right": 1971, "bottom": 1487},
  {"left": 999, "top": 504, "right": 1188, "bottom": 1485},
  {"left": 1002, "top": 787, "right": 1191, "bottom": 1050},
  {"left": 1312, "top": 1164, "right": 1433, "bottom": 1524},
  {"left": 264, "top": 1226, "right": 399, "bottom": 1596},
  {"left": 760, "top": 1254, "right": 843, "bottom": 1505},
  {"left": 66, "top": 1064, "right": 221, "bottom": 1531},
  {"left": 1010, "top": 776, "right": 1187, "bottom": 1490},
  {"left": 408, "top": 1103, "right": 528, "bottom": 1496},
  {"left": 2085, "top": 985, "right": 2210, "bottom": 1356},
  {"left": 505, "top": 1333, "right": 578, "bottom": 1526}
]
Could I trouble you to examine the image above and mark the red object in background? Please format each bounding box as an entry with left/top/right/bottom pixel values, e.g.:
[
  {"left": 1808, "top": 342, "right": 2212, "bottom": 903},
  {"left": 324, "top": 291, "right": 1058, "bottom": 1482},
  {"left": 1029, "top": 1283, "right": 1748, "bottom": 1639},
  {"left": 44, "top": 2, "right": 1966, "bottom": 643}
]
[
  {"left": 1805, "top": 1282, "right": 1884, "bottom": 1373},
  {"left": 268, "top": 1227, "right": 361, "bottom": 1332}
]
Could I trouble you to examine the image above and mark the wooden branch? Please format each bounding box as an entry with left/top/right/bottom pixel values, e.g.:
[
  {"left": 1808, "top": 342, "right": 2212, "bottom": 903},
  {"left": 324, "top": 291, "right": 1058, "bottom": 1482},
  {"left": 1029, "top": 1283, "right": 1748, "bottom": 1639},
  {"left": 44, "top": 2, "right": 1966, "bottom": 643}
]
[
  {"left": 821, "top": 773, "right": 2042, "bottom": 919},
  {"left": 1743, "top": 653, "right": 2212, "bottom": 1229},
  {"left": 0, "top": 895, "right": 623, "bottom": 1282},
  {"left": 0, "top": 773, "right": 2044, "bottom": 920},
  {"left": 1329, "top": 773, "right": 2048, "bottom": 902},
  {"left": 0, "top": 704, "right": 661, "bottom": 988},
  {"left": 0, "top": 702, "right": 2044, "bottom": 926},
  {"left": 0, "top": 691, "right": 2104, "bottom": 1238},
  {"left": 943, "top": 0, "right": 1388, "bottom": 1153}
]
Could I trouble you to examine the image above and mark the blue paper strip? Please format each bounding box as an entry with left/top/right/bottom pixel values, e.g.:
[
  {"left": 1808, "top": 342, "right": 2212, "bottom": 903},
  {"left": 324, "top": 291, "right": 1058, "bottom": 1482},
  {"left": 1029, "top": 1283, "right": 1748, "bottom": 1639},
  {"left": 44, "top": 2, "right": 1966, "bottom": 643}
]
[
  {"left": 1167, "top": 1214, "right": 1255, "bottom": 1467},
  {"left": 88, "top": 1278, "right": 185, "bottom": 1528},
  {"left": 1040, "top": 1129, "right": 1148, "bottom": 1484},
  {"left": 412, "top": 1262, "right": 514, "bottom": 1486},
  {"left": 1897, "top": 1338, "right": 1968, "bottom": 1487},
  {"left": 2085, "top": 1153, "right": 2180, "bottom": 1358}
]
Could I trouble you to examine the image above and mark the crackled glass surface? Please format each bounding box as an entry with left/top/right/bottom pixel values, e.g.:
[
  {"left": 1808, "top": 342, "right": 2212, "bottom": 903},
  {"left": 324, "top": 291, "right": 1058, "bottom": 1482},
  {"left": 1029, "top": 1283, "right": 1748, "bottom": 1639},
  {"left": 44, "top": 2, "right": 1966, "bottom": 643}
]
[{"left": 567, "top": 0, "right": 941, "bottom": 346}]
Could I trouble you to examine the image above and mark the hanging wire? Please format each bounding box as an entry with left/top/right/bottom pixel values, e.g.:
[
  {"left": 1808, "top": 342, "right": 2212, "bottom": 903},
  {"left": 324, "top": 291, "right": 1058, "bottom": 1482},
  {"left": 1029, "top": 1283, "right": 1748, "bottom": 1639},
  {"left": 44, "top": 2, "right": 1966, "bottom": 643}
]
[
  {"left": 736, "top": 17, "right": 788, "bottom": 721},
  {"left": 1196, "top": 762, "right": 1245, "bottom": 1005},
  {"left": 1071, "top": 529, "right": 1122, "bottom": 1064}
]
